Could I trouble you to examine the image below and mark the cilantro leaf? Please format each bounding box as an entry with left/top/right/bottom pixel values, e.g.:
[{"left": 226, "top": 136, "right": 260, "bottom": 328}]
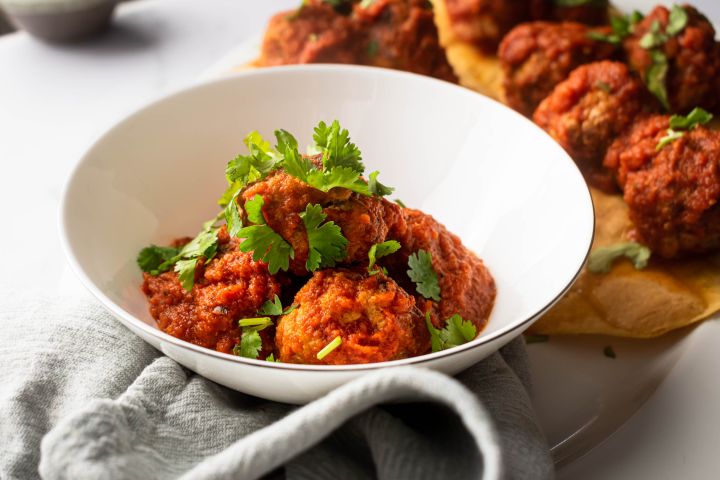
[
  {"left": 395, "top": 199, "right": 407, "bottom": 208},
  {"left": 668, "top": 107, "right": 713, "bottom": 130},
  {"left": 408, "top": 249, "right": 441, "bottom": 301},
  {"left": 306, "top": 166, "right": 370, "bottom": 195},
  {"left": 639, "top": 20, "right": 667, "bottom": 49},
  {"left": 175, "top": 258, "right": 199, "bottom": 291},
  {"left": 234, "top": 330, "right": 263, "bottom": 359},
  {"left": 666, "top": 5, "right": 688, "bottom": 36},
  {"left": 265, "top": 353, "right": 278, "bottom": 362},
  {"left": 313, "top": 120, "right": 364, "bottom": 173},
  {"left": 656, "top": 129, "right": 684, "bottom": 151},
  {"left": 224, "top": 192, "right": 243, "bottom": 238},
  {"left": 316, "top": 335, "right": 342, "bottom": 360},
  {"left": 137, "top": 245, "right": 180, "bottom": 275},
  {"left": 238, "top": 225, "right": 294, "bottom": 274},
  {"left": 656, "top": 108, "right": 712, "bottom": 150},
  {"left": 587, "top": 242, "right": 651, "bottom": 273},
  {"left": 646, "top": 50, "right": 670, "bottom": 110},
  {"left": 425, "top": 313, "right": 477, "bottom": 352},
  {"left": 368, "top": 171, "right": 394, "bottom": 197},
  {"left": 223, "top": 131, "right": 281, "bottom": 199},
  {"left": 587, "top": 11, "right": 642, "bottom": 44},
  {"left": 274, "top": 129, "right": 316, "bottom": 183},
  {"left": 258, "top": 295, "right": 283, "bottom": 316},
  {"left": 368, "top": 240, "right": 401, "bottom": 274},
  {"left": 300, "top": 204, "right": 348, "bottom": 271},
  {"left": 244, "top": 194, "right": 266, "bottom": 225}
]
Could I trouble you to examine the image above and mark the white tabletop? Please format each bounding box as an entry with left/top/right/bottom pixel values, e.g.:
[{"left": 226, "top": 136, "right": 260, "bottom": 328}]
[{"left": 1, "top": 0, "right": 718, "bottom": 477}]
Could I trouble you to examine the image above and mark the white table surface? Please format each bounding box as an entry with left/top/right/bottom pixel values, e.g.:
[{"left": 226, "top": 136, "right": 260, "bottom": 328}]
[{"left": 1, "top": 0, "right": 718, "bottom": 477}]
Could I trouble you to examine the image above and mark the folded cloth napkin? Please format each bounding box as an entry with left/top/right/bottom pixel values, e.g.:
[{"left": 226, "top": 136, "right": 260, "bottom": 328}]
[{"left": 0, "top": 292, "right": 553, "bottom": 480}]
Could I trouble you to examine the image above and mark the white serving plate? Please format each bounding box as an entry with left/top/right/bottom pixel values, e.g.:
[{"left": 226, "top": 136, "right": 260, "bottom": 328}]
[{"left": 60, "top": 65, "right": 593, "bottom": 404}]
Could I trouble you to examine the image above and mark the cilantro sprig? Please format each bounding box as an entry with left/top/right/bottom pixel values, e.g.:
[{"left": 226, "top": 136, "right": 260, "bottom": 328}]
[
  {"left": 587, "top": 241, "right": 651, "bottom": 273},
  {"left": 258, "top": 294, "right": 297, "bottom": 316},
  {"left": 233, "top": 316, "right": 274, "bottom": 359},
  {"left": 368, "top": 240, "right": 401, "bottom": 275},
  {"left": 657, "top": 107, "right": 713, "bottom": 150},
  {"left": 425, "top": 313, "right": 477, "bottom": 353},
  {"left": 301, "top": 204, "right": 348, "bottom": 271},
  {"left": 638, "top": 6, "right": 689, "bottom": 110},
  {"left": 316, "top": 335, "right": 342, "bottom": 360},
  {"left": 408, "top": 249, "right": 441, "bottom": 301},
  {"left": 237, "top": 195, "right": 294, "bottom": 274},
  {"left": 137, "top": 213, "right": 223, "bottom": 291},
  {"left": 587, "top": 11, "right": 644, "bottom": 45}
]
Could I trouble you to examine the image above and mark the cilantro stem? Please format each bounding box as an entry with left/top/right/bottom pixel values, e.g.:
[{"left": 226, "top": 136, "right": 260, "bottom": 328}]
[
  {"left": 316, "top": 335, "right": 342, "bottom": 360},
  {"left": 238, "top": 317, "right": 273, "bottom": 328}
]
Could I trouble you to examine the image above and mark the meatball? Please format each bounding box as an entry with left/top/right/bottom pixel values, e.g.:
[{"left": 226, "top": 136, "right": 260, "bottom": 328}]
[
  {"left": 386, "top": 208, "right": 495, "bottom": 331},
  {"left": 241, "top": 170, "right": 406, "bottom": 276},
  {"left": 603, "top": 114, "right": 669, "bottom": 189},
  {"left": 259, "top": 0, "right": 456, "bottom": 82},
  {"left": 623, "top": 5, "right": 720, "bottom": 113},
  {"left": 607, "top": 116, "right": 720, "bottom": 258},
  {"left": 533, "top": 61, "right": 658, "bottom": 189},
  {"left": 443, "top": 0, "right": 543, "bottom": 55},
  {"left": 499, "top": 22, "right": 619, "bottom": 117},
  {"left": 276, "top": 269, "right": 430, "bottom": 364},
  {"left": 142, "top": 228, "right": 282, "bottom": 354},
  {"left": 259, "top": 2, "right": 360, "bottom": 66},
  {"left": 354, "top": 0, "right": 458, "bottom": 82}
]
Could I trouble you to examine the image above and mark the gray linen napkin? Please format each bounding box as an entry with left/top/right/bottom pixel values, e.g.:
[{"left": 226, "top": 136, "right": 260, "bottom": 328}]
[{"left": 0, "top": 292, "right": 553, "bottom": 480}]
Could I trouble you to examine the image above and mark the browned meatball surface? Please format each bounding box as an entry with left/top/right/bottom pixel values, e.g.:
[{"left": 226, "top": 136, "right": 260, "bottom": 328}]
[
  {"left": 534, "top": 61, "right": 658, "bottom": 190},
  {"left": 259, "top": 0, "right": 456, "bottom": 82},
  {"left": 386, "top": 208, "right": 496, "bottom": 332},
  {"left": 624, "top": 4, "right": 720, "bottom": 113},
  {"left": 608, "top": 117, "right": 720, "bottom": 258},
  {"left": 276, "top": 269, "right": 430, "bottom": 364},
  {"left": 541, "top": 0, "right": 609, "bottom": 25},
  {"left": 499, "top": 22, "right": 619, "bottom": 117},
  {"left": 142, "top": 227, "right": 283, "bottom": 354},
  {"left": 241, "top": 170, "right": 405, "bottom": 276}
]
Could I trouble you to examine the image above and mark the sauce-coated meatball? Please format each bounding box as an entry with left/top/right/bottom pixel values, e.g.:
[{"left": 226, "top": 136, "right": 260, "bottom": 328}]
[
  {"left": 605, "top": 115, "right": 720, "bottom": 258},
  {"left": 386, "top": 208, "right": 495, "bottom": 331},
  {"left": 276, "top": 269, "right": 430, "bottom": 364},
  {"left": 241, "top": 170, "right": 405, "bottom": 276},
  {"left": 623, "top": 5, "right": 720, "bottom": 113},
  {"left": 142, "top": 228, "right": 282, "bottom": 354},
  {"left": 499, "top": 22, "right": 619, "bottom": 116},
  {"left": 533, "top": 61, "right": 658, "bottom": 189}
]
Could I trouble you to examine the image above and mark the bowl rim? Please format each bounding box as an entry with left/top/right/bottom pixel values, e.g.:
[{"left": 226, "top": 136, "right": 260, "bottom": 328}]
[{"left": 59, "top": 63, "right": 595, "bottom": 372}]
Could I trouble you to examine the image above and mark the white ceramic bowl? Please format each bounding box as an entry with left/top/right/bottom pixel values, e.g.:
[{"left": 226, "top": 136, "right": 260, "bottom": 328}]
[{"left": 61, "top": 65, "right": 594, "bottom": 404}]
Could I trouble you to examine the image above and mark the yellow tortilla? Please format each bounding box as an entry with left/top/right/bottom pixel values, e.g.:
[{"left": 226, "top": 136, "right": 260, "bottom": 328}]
[
  {"left": 431, "top": 0, "right": 504, "bottom": 101},
  {"left": 430, "top": 3, "right": 720, "bottom": 336}
]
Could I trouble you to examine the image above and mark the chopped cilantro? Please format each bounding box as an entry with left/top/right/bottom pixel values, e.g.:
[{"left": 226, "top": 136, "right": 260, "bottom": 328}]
[
  {"left": 367, "top": 40, "right": 379, "bottom": 58},
  {"left": 234, "top": 330, "right": 263, "bottom": 359},
  {"left": 237, "top": 224, "right": 294, "bottom": 274},
  {"left": 137, "top": 245, "right": 180, "bottom": 275},
  {"left": 266, "top": 353, "right": 278, "bottom": 362},
  {"left": 368, "top": 170, "right": 394, "bottom": 197},
  {"left": 666, "top": 5, "right": 689, "bottom": 36},
  {"left": 425, "top": 313, "right": 477, "bottom": 353},
  {"left": 244, "top": 194, "right": 266, "bottom": 225},
  {"left": 258, "top": 295, "right": 283, "bottom": 316},
  {"left": 587, "top": 242, "right": 651, "bottom": 274},
  {"left": 646, "top": 50, "right": 670, "bottom": 110},
  {"left": 587, "top": 11, "right": 642, "bottom": 44},
  {"left": 525, "top": 334, "right": 549, "bottom": 344},
  {"left": 368, "top": 240, "right": 401, "bottom": 275},
  {"left": 313, "top": 120, "right": 364, "bottom": 173},
  {"left": 316, "top": 335, "right": 342, "bottom": 360},
  {"left": 306, "top": 166, "right": 371, "bottom": 195},
  {"left": 175, "top": 258, "right": 200, "bottom": 292},
  {"left": 300, "top": 204, "right": 348, "bottom": 271},
  {"left": 639, "top": 20, "right": 667, "bottom": 49},
  {"left": 238, "top": 317, "right": 273, "bottom": 328},
  {"left": 395, "top": 199, "right": 407, "bottom": 208},
  {"left": 595, "top": 81, "right": 612, "bottom": 93},
  {"left": 408, "top": 249, "right": 441, "bottom": 301},
  {"left": 224, "top": 132, "right": 281, "bottom": 194},
  {"left": 656, "top": 108, "right": 713, "bottom": 150},
  {"left": 224, "top": 191, "right": 243, "bottom": 238},
  {"left": 603, "top": 345, "right": 617, "bottom": 359}
]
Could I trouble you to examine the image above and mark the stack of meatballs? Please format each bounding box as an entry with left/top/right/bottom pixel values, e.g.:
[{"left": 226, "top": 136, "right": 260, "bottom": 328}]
[
  {"left": 143, "top": 167, "right": 495, "bottom": 364},
  {"left": 495, "top": 3, "right": 720, "bottom": 260}
]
